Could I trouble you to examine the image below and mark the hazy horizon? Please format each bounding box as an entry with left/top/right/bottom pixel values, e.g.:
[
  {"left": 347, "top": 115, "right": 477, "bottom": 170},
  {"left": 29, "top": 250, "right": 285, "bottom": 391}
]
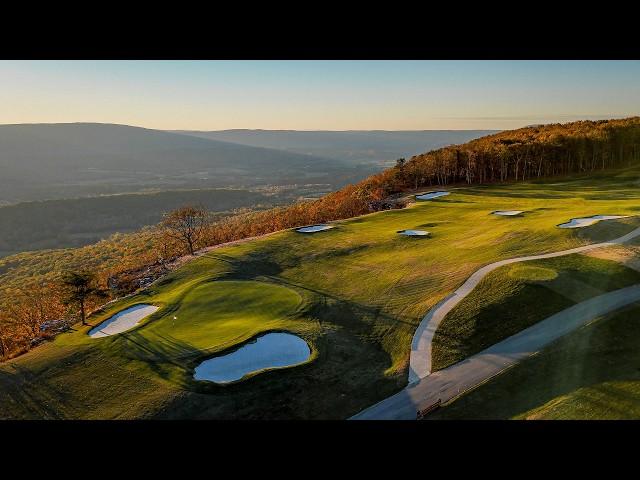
[
  {"left": 1, "top": 61, "right": 639, "bottom": 130},
  {"left": 0, "top": 117, "right": 631, "bottom": 132},
  {"left": 0, "top": 121, "right": 500, "bottom": 132}
]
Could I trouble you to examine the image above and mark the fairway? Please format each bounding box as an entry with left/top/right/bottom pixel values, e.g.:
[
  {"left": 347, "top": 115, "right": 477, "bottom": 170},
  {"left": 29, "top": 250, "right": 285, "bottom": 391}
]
[
  {"left": 431, "top": 252, "right": 640, "bottom": 371},
  {"left": 3, "top": 166, "right": 640, "bottom": 419}
]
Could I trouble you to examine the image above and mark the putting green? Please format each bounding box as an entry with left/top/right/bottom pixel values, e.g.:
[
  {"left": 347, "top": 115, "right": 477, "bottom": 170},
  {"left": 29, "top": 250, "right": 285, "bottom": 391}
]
[{"left": 141, "top": 280, "right": 304, "bottom": 351}]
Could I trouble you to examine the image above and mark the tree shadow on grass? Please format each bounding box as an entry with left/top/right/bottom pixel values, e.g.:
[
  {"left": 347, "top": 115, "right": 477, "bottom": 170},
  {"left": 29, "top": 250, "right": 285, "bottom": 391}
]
[
  {"left": 575, "top": 217, "right": 640, "bottom": 244},
  {"left": 416, "top": 221, "right": 448, "bottom": 228},
  {"left": 202, "top": 251, "right": 284, "bottom": 278},
  {"left": 111, "top": 330, "right": 202, "bottom": 389},
  {"left": 0, "top": 364, "right": 71, "bottom": 419},
  {"left": 149, "top": 320, "right": 404, "bottom": 420}
]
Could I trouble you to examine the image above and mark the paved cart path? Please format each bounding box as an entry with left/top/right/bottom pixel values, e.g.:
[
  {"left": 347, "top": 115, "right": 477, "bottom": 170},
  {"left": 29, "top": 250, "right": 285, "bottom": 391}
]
[
  {"left": 408, "top": 225, "right": 640, "bottom": 383},
  {"left": 353, "top": 283, "right": 640, "bottom": 420}
]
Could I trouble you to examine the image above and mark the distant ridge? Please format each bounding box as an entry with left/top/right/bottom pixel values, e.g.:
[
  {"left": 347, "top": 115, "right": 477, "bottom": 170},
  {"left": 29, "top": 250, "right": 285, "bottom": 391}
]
[
  {"left": 170, "top": 129, "right": 498, "bottom": 165},
  {"left": 0, "top": 123, "right": 361, "bottom": 203}
]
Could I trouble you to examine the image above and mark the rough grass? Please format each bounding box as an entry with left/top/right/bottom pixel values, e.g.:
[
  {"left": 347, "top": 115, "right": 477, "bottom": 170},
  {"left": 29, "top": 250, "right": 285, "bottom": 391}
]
[
  {"left": 3, "top": 166, "right": 640, "bottom": 419},
  {"left": 430, "top": 303, "right": 640, "bottom": 420},
  {"left": 431, "top": 252, "right": 640, "bottom": 370}
]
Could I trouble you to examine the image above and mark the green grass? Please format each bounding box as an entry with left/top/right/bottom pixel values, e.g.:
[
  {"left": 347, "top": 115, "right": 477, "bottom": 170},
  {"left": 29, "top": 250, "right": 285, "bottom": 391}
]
[
  {"left": 430, "top": 303, "right": 640, "bottom": 420},
  {"left": 144, "top": 280, "right": 306, "bottom": 351},
  {"left": 431, "top": 253, "right": 640, "bottom": 370},
  {"left": 3, "top": 166, "right": 640, "bottom": 419}
]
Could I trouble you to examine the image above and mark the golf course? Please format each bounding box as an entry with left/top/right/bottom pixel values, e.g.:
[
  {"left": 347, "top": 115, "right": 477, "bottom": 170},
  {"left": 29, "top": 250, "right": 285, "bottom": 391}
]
[{"left": 3, "top": 160, "right": 640, "bottom": 420}]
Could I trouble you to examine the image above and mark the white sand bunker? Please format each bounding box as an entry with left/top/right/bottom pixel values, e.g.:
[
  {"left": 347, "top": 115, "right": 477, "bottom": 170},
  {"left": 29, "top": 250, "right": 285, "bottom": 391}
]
[
  {"left": 492, "top": 210, "right": 524, "bottom": 216},
  {"left": 416, "top": 191, "right": 450, "bottom": 200},
  {"left": 194, "top": 332, "right": 311, "bottom": 384},
  {"left": 296, "top": 224, "right": 334, "bottom": 233},
  {"left": 558, "top": 215, "right": 630, "bottom": 229},
  {"left": 398, "top": 230, "right": 430, "bottom": 237},
  {"left": 88, "top": 304, "right": 159, "bottom": 338}
]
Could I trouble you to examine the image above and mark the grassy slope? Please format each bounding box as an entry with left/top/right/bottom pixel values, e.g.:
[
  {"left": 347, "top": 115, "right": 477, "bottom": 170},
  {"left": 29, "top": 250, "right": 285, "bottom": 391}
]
[
  {"left": 430, "top": 303, "right": 640, "bottom": 420},
  {"left": 2, "top": 166, "right": 640, "bottom": 419},
  {"left": 431, "top": 252, "right": 640, "bottom": 370}
]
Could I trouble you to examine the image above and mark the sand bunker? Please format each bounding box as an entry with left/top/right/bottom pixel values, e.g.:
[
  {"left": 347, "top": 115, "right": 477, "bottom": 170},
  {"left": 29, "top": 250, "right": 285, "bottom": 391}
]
[
  {"left": 193, "top": 332, "right": 311, "bottom": 383},
  {"left": 398, "top": 230, "right": 430, "bottom": 237},
  {"left": 296, "top": 224, "right": 334, "bottom": 233},
  {"left": 88, "top": 304, "right": 159, "bottom": 338},
  {"left": 416, "top": 191, "right": 450, "bottom": 200},
  {"left": 558, "top": 215, "right": 629, "bottom": 229},
  {"left": 492, "top": 210, "right": 524, "bottom": 216}
]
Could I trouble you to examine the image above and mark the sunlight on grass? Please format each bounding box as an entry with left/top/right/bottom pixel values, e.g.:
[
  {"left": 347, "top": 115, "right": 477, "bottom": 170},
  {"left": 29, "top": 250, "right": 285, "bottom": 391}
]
[{"left": 4, "top": 166, "right": 640, "bottom": 419}]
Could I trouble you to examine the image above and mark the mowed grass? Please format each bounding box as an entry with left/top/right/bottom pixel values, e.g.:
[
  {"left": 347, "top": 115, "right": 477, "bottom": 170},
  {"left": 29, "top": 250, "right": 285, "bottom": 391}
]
[
  {"left": 431, "top": 252, "right": 640, "bottom": 370},
  {"left": 143, "top": 280, "right": 305, "bottom": 351},
  {"left": 3, "top": 166, "right": 640, "bottom": 419},
  {"left": 430, "top": 303, "right": 640, "bottom": 420}
]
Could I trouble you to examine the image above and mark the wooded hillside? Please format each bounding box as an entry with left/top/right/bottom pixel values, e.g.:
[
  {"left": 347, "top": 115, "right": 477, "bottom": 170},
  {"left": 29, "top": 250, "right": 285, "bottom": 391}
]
[
  {"left": 400, "top": 117, "right": 640, "bottom": 187},
  {"left": 2, "top": 117, "right": 640, "bottom": 361}
]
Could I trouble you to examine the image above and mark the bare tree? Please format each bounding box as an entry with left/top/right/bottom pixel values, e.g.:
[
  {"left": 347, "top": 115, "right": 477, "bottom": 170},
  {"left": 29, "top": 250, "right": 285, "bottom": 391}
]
[{"left": 161, "top": 205, "right": 209, "bottom": 256}]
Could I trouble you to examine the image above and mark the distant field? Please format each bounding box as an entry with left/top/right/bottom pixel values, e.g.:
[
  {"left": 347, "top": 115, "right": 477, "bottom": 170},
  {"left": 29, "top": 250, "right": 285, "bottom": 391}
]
[
  {"left": 173, "top": 129, "right": 497, "bottom": 167},
  {"left": 2, "top": 166, "right": 640, "bottom": 419},
  {"left": 0, "top": 186, "right": 331, "bottom": 257},
  {"left": 0, "top": 123, "right": 376, "bottom": 204}
]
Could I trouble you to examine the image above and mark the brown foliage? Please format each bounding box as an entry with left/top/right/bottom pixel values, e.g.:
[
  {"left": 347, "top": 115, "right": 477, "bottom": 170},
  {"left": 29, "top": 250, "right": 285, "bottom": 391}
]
[
  {"left": 160, "top": 205, "right": 210, "bottom": 255},
  {"left": 404, "top": 117, "right": 640, "bottom": 186}
]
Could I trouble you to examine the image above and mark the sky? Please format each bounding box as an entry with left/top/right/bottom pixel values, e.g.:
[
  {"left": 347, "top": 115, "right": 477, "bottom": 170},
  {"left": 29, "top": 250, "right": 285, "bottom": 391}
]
[{"left": 1, "top": 60, "right": 639, "bottom": 131}]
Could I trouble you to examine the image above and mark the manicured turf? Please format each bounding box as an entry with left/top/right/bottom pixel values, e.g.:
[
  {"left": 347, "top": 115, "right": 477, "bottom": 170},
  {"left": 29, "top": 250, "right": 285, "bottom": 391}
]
[
  {"left": 143, "top": 280, "right": 305, "bottom": 351},
  {"left": 429, "top": 303, "right": 640, "bottom": 420},
  {"left": 3, "top": 166, "right": 640, "bottom": 419},
  {"left": 431, "top": 253, "right": 640, "bottom": 370}
]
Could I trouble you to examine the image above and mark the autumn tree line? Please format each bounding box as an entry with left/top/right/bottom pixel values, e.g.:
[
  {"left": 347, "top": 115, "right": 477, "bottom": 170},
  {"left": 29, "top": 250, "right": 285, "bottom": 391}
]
[
  {"left": 390, "top": 117, "right": 640, "bottom": 189},
  {"left": 2, "top": 117, "right": 640, "bottom": 360}
]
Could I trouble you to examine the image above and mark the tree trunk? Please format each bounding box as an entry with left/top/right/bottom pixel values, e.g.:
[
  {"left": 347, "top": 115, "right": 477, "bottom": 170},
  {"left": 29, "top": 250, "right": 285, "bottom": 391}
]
[{"left": 80, "top": 298, "right": 86, "bottom": 326}]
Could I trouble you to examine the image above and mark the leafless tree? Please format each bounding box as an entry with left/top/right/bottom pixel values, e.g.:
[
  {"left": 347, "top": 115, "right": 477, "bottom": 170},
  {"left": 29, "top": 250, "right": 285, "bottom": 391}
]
[{"left": 161, "top": 205, "right": 209, "bottom": 256}]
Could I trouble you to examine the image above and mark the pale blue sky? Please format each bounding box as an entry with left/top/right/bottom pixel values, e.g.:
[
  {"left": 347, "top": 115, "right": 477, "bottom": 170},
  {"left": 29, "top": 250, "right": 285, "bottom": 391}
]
[{"left": 1, "top": 60, "right": 638, "bottom": 130}]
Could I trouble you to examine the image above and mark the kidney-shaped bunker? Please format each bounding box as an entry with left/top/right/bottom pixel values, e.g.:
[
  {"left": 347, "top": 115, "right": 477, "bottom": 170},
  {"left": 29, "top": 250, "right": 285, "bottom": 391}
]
[{"left": 194, "top": 332, "right": 311, "bottom": 384}]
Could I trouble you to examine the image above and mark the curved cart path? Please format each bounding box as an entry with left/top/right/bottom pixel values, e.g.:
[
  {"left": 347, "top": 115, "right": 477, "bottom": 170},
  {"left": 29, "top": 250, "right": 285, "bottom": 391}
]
[
  {"left": 409, "top": 224, "right": 640, "bottom": 383},
  {"left": 353, "top": 283, "right": 640, "bottom": 420}
]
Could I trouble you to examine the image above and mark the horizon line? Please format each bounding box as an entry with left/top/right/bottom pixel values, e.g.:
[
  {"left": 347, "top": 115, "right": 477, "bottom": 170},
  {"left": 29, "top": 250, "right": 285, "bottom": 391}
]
[{"left": 0, "top": 114, "right": 636, "bottom": 132}]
